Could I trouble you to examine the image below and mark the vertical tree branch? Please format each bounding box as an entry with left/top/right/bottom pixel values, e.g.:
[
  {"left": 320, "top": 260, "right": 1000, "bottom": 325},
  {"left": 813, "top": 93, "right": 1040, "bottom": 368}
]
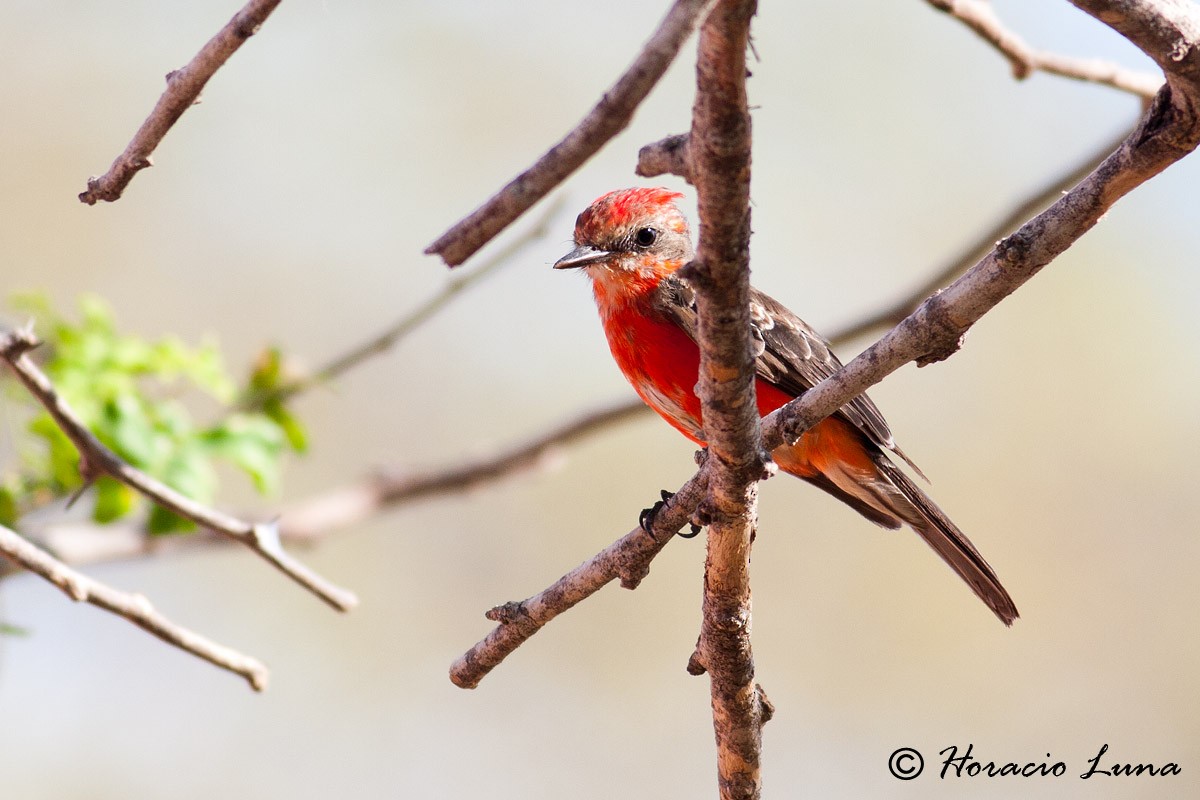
[{"left": 684, "top": 1, "right": 767, "bottom": 798}]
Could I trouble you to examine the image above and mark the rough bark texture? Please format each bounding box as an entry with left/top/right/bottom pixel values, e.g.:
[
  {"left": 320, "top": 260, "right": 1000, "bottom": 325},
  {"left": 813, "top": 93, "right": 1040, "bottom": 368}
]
[{"left": 685, "top": 1, "right": 766, "bottom": 798}]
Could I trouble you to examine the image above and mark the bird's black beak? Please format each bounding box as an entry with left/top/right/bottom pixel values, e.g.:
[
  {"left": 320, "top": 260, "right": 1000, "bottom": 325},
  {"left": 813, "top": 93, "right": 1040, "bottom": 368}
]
[{"left": 553, "top": 244, "right": 611, "bottom": 270}]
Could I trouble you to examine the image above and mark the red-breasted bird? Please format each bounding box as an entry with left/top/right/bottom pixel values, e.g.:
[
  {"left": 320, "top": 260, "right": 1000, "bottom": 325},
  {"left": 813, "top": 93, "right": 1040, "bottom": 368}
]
[{"left": 555, "top": 187, "right": 1018, "bottom": 626}]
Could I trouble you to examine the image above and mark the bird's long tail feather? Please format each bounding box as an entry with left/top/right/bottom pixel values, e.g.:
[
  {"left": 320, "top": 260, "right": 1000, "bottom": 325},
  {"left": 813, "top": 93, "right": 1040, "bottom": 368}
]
[{"left": 873, "top": 457, "right": 1019, "bottom": 626}]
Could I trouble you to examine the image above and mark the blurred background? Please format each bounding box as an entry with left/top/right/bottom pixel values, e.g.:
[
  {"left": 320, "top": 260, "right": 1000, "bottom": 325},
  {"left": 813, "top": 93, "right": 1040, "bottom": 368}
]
[{"left": 1, "top": 1, "right": 1197, "bottom": 797}]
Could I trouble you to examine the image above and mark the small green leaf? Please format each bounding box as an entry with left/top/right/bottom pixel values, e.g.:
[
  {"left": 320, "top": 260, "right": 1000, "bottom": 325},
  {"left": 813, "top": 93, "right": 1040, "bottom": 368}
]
[
  {"left": 92, "top": 476, "right": 137, "bottom": 523},
  {"left": 28, "top": 415, "right": 80, "bottom": 490},
  {"left": 146, "top": 505, "right": 195, "bottom": 535},
  {"left": 202, "top": 415, "right": 284, "bottom": 494},
  {"left": 145, "top": 446, "right": 215, "bottom": 535},
  {"left": 0, "top": 484, "right": 18, "bottom": 527},
  {"left": 101, "top": 395, "right": 159, "bottom": 468},
  {"left": 162, "top": 446, "right": 218, "bottom": 505},
  {"left": 0, "top": 622, "right": 31, "bottom": 637},
  {"left": 264, "top": 399, "right": 308, "bottom": 453},
  {"left": 247, "top": 346, "right": 285, "bottom": 393}
]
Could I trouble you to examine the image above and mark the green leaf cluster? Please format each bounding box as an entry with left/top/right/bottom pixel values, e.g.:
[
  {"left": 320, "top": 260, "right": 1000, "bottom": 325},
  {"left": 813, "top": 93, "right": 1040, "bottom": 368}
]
[{"left": 1, "top": 296, "right": 308, "bottom": 533}]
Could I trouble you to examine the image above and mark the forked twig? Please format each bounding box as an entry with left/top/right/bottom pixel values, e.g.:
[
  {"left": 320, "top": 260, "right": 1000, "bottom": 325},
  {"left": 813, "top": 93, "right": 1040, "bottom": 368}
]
[{"left": 0, "top": 523, "right": 269, "bottom": 691}]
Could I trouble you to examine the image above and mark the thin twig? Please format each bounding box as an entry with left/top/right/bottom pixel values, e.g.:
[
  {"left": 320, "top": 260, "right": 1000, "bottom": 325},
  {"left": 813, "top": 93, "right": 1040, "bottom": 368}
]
[
  {"left": 0, "top": 523, "right": 268, "bottom": 691},
  {"left": 280, "top": 399, "right": 651, "bottom": 541},
  {"left": 450, "top": 468, "right": 710, "bottom": 689},
  {"left": 0, "top": 326, "right": 357, "bottom": 612},
  {"left": 827, "top": 119, "right": 1137, "bottom": 343},
  {"left": 242, "top": 196, "right": 567, "bottom": 410},
  {"left": 78, "top": 0, "right": 284, "bottom": 205},
  {"left": 424, "top": 0, "right": 716, "bottom": 267},
  {"left": 926, "top": 0, "right": 1163, "bottom": 97}
]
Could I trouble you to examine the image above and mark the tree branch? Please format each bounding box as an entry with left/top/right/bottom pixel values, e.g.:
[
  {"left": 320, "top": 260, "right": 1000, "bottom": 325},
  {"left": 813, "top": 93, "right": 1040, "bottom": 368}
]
[
  {"left": 827, "top": 119, "right": 1137, "bottom": 343},
  {"left": 4, "top": 400, "right": 652, "bottom": 570},
  {"left": 684, "top": 2, "right": 766, "bottom": 797},
  {"left": 1069, "top": 0, "right": 1200, "bottom": 86},
  {"left": 926, "top": 0, "right": 1164, "bottom": 97},
  {"left": 280, "top": 399, "right": 651, "bottom": 541},
  {"left": 0, "top": 523, "right": 268, "bottom": 691},
  {"left": 450, "top": 468, "right": 710, "bottom": 689},
  {"left": 0, "top": 326, "right": 357, "bottom": 612},
  {"left": 637, "top": 132, "right": 694, "bottom": 181},
  {"left": 78, "top": 0, "right": 284, "bottom": 205},
  {"left": 242, "top": 196, "right": 566, "bottom": 410},
  {"left": 424, "top": 0, "right": 715, "bottom": 267},
  {"left": 763, "top": 16, "right": 1200, "bottom": 455}
]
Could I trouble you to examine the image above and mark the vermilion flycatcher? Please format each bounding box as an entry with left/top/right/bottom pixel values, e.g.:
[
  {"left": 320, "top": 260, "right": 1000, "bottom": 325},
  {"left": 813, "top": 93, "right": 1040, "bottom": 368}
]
[{"left": 555, "top": 187, "right": 1018, "bottom": 626}]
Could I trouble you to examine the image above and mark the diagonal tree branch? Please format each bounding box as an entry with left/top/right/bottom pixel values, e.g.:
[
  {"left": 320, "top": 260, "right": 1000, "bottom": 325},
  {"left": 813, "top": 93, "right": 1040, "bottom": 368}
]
[
  {"left": 826, "top": 119, "right": 1137, "bottom": 343},
  {"left": 280, "top": 399, "right": 651, "bottom": 541},
  {"left": 764, "top": 3, "right": 1200, "bottom": 456},
  {"left": 241, "top": 195, "right": 566, "bottom": 411},
  {"left": 0, "top": 326, "right": 357, "bottom": 612},
  {"left": 2, "top": 400, "right": 654, "bottom": 572},
  {"left": 0, "top": 523, "right": 268, "bottom": 691},
  {"left": 450, "top": 469, "right": 710, "bottom": 689},
  {"left": 926, "top": 0, "right": 1164, "bottom": 97},
  {"left": 78, "top": 0, "right": 284, "bottom": 205},
  {"left": 424, "top": 0, "right": 716, "bottom": 267}
]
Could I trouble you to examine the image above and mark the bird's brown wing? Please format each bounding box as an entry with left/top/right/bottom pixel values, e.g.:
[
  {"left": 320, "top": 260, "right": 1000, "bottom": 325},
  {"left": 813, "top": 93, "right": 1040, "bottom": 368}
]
[{"left": 654, "top": 273, "right": 902, "bottom": 457}]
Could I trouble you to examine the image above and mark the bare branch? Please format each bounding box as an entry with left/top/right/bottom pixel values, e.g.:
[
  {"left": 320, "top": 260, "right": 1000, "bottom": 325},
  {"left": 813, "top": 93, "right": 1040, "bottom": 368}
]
[
  {"left": 926, "top": 0, "right": 1163, "bottom": 97},
  {"left": 1069, "top": 0, "right": 1200, "bottom": 85},
  {"left": 0, "top": 523, "right": 268, "bottom": 691},
  {"left": 243, "top": 196, "right": 566, "bottom": 410},
  {"left": 827, "top": 119, "right": 1136, "bottom": 343},
  {"left": 685, "top": 1, "right": 766, "bottom": 797},
  {"left": 449, "top": 469, "right": 709, "bottom": 689},
  {"left": 0, "top": 326, "right": 357, "bottom": 612},
  {"left": 764, "top": 77, "right": 1200, "bottom": 456},
  {"left": 281, "top": 399, "right": 650, "bottom": 541},
  {"left": 637, "top": 132, "right": 694, "bottom": 181},
  {"left": 424, "top": 0, "right": 715, "bottom": 267},
  {"left": 78, "top": 0, "right": 284, "bottom": 205}
]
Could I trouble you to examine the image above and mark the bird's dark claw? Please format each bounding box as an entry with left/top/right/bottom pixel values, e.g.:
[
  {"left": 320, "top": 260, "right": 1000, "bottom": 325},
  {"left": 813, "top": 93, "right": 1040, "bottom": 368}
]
[
  {"left": 639, "top": 489, "right": 674, "bottom": 533},
  {"left": 640, "top": 490, "right": 703, "bottom": 538}
]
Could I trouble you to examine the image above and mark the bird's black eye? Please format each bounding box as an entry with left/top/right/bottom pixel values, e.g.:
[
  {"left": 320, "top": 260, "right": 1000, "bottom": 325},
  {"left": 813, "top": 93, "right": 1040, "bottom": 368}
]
[{"left": 634, "top": 227, "right": 658, "bottom": 248}]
